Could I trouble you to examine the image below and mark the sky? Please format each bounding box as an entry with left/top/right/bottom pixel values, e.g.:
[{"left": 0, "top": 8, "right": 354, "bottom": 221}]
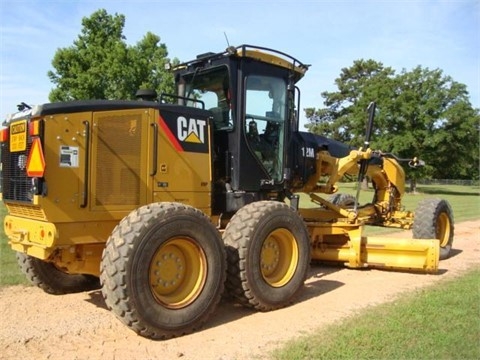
[{"left": 0, "top": 0, "right": 479, "bottom": 129}]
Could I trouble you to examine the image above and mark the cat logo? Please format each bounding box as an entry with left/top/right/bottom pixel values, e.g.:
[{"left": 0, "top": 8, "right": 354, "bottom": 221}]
[
  {"left": 177, "top": 116, "right": 206, "bottom": 144},
  {"left": 158, "top": 112, "right": 209, "bottom": 153}
]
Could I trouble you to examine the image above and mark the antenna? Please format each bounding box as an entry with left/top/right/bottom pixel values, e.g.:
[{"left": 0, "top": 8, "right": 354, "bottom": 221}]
[{"left": 223, "top": 32, "right": 230, "bottom": 47}]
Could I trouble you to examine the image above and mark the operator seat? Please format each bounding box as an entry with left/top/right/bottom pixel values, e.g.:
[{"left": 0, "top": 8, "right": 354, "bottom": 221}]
[{"left": 209, "top": 107, "right": 230, "bottom": 129}]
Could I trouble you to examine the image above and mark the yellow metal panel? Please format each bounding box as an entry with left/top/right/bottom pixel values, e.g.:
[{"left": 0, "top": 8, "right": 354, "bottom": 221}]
[
  {"left": 358, "top": 236, "right": 439, "bottom": 272},
  {"left": 40, "top": 111, "right": 93, "bottom": 222},
  {"left": 10, "top": 242, "right": 51, "bottom": 260},
  {"left": 38, "top": 108, "right": 154, "bottom": 223},
  {"left": 4, "top": 214, "right": 117, "bottom": 262},
  {"left": 308, "top": 222, "right": 439, "bottom": 272},
  {"left": 383, "top": 158, "right": 406, "bottom": 195},
  {"left": 4, "top": 215, "right": 57, "bottom": 248},
  {"left": 55, "top": 220, "right": 119, "bottom": 245},
  {"left": 91, "top": 109, "right": 150, "bottom": 211}
]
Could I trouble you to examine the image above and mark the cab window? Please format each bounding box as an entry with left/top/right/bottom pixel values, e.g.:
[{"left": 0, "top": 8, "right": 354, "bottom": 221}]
[
  {"left": 182, "top": 66, "right": 232, "bottom": 130},
  {"left": 244, "top": 75, "right": 287, "bottom": 181}
]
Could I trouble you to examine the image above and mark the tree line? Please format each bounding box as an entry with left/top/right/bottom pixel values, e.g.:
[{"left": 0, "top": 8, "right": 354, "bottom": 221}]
[
  {"left": 47, "top": 9, "right": 480, "bottom": 181},
  {"left": 305, "top": 60, "right": 479, "bottom": 181}
]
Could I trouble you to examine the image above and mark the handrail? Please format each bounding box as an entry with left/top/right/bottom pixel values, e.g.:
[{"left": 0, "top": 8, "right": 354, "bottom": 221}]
[
  {"left": 150, "top": 122, "right": 158, "bottom": 176},
  {"left": 159, "top": 93, "right": 205, "bottom": 109},
  {"left": 80, "top": 120, "right": 90, "bottom": 208}
]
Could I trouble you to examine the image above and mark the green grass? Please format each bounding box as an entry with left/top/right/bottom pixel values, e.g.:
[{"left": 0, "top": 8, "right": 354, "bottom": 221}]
[{"left": 271, "top": 266, "right": 480, "bottom": 360}]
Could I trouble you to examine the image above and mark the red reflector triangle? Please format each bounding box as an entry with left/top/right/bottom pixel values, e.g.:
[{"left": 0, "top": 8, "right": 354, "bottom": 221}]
[{"left": 26, "top": 138, "right": 46, "bottom": 177}]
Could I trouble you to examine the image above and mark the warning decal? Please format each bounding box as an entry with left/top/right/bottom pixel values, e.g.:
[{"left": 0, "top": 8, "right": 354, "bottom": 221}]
[
  {"left": 59, "top": 146, "right": 79, "bottom": 168},
  {"left": 9, "top": 120, "right": 27, "bottom": 152},
  {"left": 26, "top": 137, "right": 46, "bottom": 177}
]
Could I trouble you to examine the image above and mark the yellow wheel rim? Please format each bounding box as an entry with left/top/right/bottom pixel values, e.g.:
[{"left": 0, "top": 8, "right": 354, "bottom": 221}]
[
  {"left": 437, "top": 212, "right": 451, "bottom": 247},
  {"left": 260, "top": 228, "right": 299, "bottom": 287},
  {"left": 149, "top": 238, "right": 207, "bottom": 309}
]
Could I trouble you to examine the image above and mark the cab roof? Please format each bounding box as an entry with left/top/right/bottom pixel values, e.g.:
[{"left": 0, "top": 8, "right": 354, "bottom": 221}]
[{"left": 174, "top": 44, "right": 309, "bottom": 83}]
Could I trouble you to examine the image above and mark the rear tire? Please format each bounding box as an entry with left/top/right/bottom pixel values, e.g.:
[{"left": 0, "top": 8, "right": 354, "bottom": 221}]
[
  {"left": 100, "top": 202, "right": 226, "bottom": 340},
  {"left": 16, "top": 252, "right": 100, "bottom": 294},
  {"left": 224, "top": 201, "right": 310, "bottom": 311},
  {"left": 413, "top": 198, "right": 454, "bottom": 260}
]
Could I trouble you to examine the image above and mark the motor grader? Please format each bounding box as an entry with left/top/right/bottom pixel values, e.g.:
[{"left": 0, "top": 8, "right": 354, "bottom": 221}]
[{"left": 0, "top": 44, "right": 454, "bottom": 339}]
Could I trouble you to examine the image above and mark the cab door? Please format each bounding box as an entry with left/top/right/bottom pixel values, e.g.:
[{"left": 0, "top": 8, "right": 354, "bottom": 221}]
[{"left": 237, "top": 73, "right": 289, "bottom": 191}]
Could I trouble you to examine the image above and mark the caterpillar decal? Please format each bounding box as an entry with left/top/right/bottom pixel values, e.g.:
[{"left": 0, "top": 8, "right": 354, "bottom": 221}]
[{"left": 158, "top": 109, "right": 209, "bottom": 153}]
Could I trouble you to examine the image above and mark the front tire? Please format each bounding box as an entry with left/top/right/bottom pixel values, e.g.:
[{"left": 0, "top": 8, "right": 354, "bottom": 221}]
[
  {"left": 224, "top": 201, "right": 310, "bottom": 311},
  {"left": 16, "top": 252, "right": 100, "bottom": 294},
  {"left": 413, "top": 198, "right": 454, "bottom": 260},
  {"left": 100, "top": 202, "right": 226, "bottom": 340}
]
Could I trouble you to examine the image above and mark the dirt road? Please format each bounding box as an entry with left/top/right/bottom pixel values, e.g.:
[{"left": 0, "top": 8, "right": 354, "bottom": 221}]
[{"left": 1, "top": 220, "right": 479, "bottom": 360}]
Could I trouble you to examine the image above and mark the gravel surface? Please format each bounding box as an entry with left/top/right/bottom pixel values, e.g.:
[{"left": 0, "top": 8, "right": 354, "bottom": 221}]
[{"left": 1, "top": 220, "right": 479, "bottom": 360}]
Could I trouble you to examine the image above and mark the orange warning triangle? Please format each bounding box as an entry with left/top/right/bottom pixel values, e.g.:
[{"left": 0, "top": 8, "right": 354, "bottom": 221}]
[{"left": 26, "top": 138, "right": 46, "bottom": 177}]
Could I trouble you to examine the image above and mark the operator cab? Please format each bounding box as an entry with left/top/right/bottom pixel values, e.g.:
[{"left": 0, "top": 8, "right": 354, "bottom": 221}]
[{"left": 173, "top": 45, "right": 308, "bottom": 213}]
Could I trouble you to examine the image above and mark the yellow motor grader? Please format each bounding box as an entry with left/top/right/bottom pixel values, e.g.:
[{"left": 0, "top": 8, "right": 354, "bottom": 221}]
[{"left": 0, "top": 45, "right": 453, "bottom": 339}]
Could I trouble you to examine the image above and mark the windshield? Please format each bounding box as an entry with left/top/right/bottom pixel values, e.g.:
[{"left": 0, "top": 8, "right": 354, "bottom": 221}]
[{"left": 182, "top": 66, "right": 232, "bottom": 130}]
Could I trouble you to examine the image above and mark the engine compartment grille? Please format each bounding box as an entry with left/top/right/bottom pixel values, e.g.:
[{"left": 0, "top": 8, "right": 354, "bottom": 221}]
[
  {"left": 94, "top": 113, "right": 142, "bottom": 206},
  {"left": 1, "top": 135, "right": 33, "bottom": 202},
  {"left": 5, "top": 203, "right": 47, "bottom": 220}
]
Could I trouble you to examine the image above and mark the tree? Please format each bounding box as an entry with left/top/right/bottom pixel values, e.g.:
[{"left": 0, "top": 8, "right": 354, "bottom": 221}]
[
  {"left": 48, "top": 9, "right": 175, "bottom": 102},
  {"left": 305, "top": 61, "right": 480, "bottom": 183},
  {"left": 305, "top": 60, "right": 396, "bottom": 145},
  {"left": 129, "top": 32, "right": 176, "bottom": 97}
]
